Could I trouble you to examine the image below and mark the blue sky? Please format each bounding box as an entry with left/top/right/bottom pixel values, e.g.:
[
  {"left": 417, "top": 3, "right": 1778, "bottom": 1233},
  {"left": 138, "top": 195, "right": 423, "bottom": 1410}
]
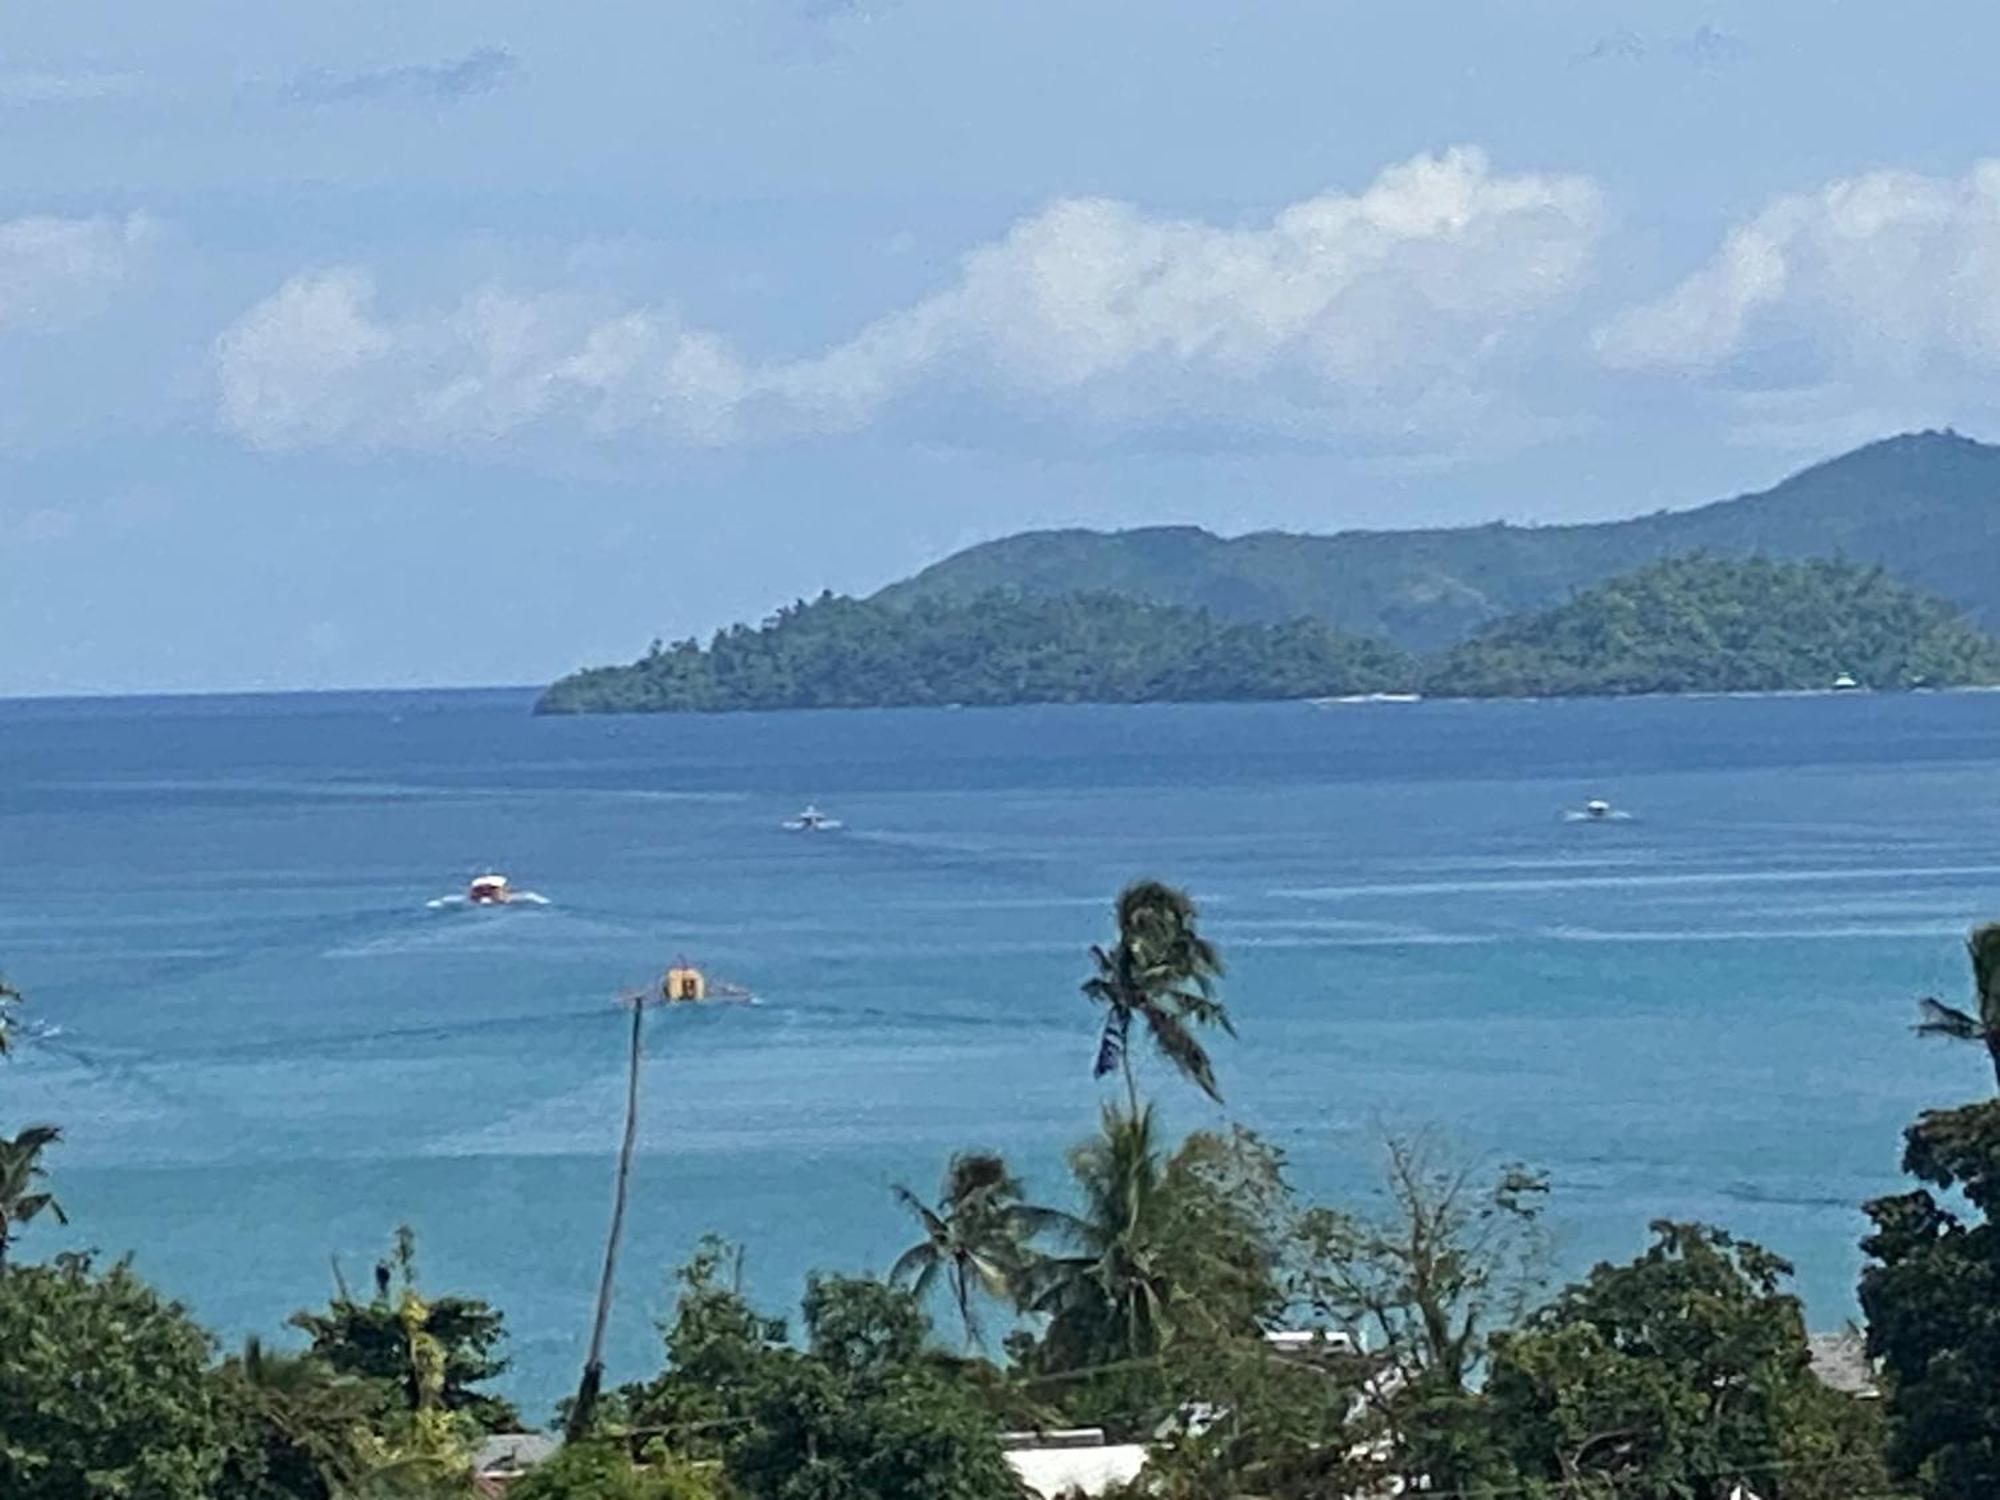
[{"left": 6, "top": 1, "right": 2000, "bottom": 693}]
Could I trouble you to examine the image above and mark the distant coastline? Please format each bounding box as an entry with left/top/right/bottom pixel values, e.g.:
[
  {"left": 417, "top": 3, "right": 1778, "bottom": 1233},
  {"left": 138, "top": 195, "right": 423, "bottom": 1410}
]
[{"left": 538, "top": 556, "right": 2000, "bottom": 716}]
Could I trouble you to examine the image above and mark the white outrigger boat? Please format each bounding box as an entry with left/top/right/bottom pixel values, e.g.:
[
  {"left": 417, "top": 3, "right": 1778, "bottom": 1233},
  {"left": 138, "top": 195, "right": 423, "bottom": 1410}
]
[
  {"left": 428, "top": 872, "right": 551, "bottom": 909},
  {"left": 783, "top": 804, "right": 842, "bottom": 831}
]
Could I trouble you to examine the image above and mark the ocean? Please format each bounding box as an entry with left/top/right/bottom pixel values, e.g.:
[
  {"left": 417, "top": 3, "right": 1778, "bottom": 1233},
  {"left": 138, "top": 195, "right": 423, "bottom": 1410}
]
[{"left": 1, "top": 688, "right": 1994, "bottom": 1417}]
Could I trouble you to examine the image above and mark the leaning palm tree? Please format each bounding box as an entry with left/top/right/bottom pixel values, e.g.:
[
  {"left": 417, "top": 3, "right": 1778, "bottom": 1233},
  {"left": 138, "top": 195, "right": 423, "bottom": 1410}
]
[
  {"left": 1085, "top": 879, "right": 1232, "bottom": 1112},
  {"left": 0, "top": 1124, "right": 65, "bottom": 1270},
  {"left": 1030, "top": 1104, "right": 1175, "bottom": 1365},
  {"left": 890, "top": 1151, "right": 1051, "bottom": 1346},
  {"left": 1916, "top": 921, "right": 2000, "bottom": 1089}
]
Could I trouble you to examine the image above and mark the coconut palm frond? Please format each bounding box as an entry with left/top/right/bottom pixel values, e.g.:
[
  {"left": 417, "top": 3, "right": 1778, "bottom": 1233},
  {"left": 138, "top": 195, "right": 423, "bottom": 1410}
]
[
  {"left": 888, "top": 1242, "right": 935, "bottom": 1286},
  {"left": 1916, "top": 997, "right": 1986, "bottom": 1041},
  {"left": 1142, "top": 1004, "right": 1222, "bottom": 1103},
  {"left": 6, "top": 1124, "right": 62, "bottom": 1154},
  {"left": 892, "top": 1184, "right": 949, "bottom": 1239},
  {"left": 1093, "top": 1009, "right": 1129, "bottom": 1079},
  {"left": 12, "top": 1193, "right": 63, "bottom": 1226},
  {"left": 1161, "top": 983, "right": 1236, "bottom": 1037}
]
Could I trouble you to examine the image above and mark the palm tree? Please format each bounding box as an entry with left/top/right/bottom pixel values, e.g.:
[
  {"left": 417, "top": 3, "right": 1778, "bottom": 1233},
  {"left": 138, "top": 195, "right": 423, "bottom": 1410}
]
[
  {"left": 1085, "top": 879, "right": 1232, "bottom": 1112},
  {"left": 1030, "top": 1104, "right": 1175, "bottom": 1365},
  {"left": 890, "top": 1151, "right": 1050, "bottom": 1346},
  {"left": 0, "top": 1124, "right": 65, "bottom": 1270},
  {"left": 1916, "top": 921, "right": 2000, "bottom": 1088},
  {"left": 222, "top": 1335, "right": 378, "bottom": 1496}
]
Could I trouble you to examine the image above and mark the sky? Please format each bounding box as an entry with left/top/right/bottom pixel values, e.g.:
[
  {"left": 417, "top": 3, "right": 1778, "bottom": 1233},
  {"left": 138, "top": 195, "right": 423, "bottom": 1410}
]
[{"left": 7, "top": 0, "right": 2000, "bottom": 693}]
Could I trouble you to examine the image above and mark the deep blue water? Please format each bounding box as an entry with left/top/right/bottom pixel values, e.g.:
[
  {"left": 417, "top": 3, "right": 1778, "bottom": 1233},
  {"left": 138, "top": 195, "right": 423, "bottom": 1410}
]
[{"left": 2, "top": 689, "right": 1996, "bottom": 1418}]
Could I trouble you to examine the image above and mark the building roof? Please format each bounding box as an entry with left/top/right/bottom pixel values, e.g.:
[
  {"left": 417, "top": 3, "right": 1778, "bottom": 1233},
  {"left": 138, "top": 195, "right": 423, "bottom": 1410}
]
[
  {"left": 1807, "top": 1330, "right": 1879, "bottom": 1397},
  {"left": 1005, "top": 1443, "right": 1148, "bottom": 1499}
]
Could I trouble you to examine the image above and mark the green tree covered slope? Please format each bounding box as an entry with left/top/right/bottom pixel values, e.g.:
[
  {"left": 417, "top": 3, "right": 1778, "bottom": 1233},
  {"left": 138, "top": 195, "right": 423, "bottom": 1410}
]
[
  {"left": 541, "top": 556, "right": 2000, "bottom": 712},
  {"left": 877, "top": 430, "right": 2000, "bottom": 650},
  {"left": 537, "top": 592, "right": 1410, "bottom": 713},
  {"left": 1424, "top": 556, "right": 2000, "bottom": 697}
]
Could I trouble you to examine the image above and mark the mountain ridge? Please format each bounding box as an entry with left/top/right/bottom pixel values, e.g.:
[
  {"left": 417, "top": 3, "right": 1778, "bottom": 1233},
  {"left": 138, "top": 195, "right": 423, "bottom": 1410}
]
[{"left": 875, "top": 430, "right": 2000, "bottom": 650}]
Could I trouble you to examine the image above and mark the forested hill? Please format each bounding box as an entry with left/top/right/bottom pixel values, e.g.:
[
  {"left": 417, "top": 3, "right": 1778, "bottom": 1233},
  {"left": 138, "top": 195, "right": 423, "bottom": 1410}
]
[
  {"left": 536, "top": 592, "right": 1411, "bottom": 713},
  {"left": 540, "top": 556, "right": 2000, "bottom": 713},
  {"left": 1423, "top": 556, "right": 2000, "bottom": 698},
  {"left": 875, "top": 430, "right": 2000, "bottom": 651}
]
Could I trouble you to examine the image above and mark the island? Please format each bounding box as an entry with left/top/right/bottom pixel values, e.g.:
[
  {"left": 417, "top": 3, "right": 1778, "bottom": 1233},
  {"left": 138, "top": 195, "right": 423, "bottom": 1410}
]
[
  {"left": 1423, "top": 555, "right": 2000, "bottom": 698},
  {"left": 536, "top": 591, "right": 1412, "bottom": 714},
  {"left": 537, "top": 555, "right": 2000, "bottom": 714},
  {"left": 876, "top": 430, "right": 2000, "bottom": 651}
]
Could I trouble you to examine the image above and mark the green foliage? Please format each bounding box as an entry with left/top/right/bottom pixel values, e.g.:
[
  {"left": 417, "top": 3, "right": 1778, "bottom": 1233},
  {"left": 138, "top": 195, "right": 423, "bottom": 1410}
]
[
  {"left": 0, "top": 1122, "right": 67, "bottom": 1269},
  {"left": 628, "top": 1254, "right": 1016, "bottom": 1500},
  {"left": 880, "top": 430, "right": 2000, "bottom": 650},
  {"left": 289, "top": 1226, "right": 519, "bottom": 1435},
  {"left": 619, "top": 1238, "right": 787, "bottom": 1463},
  {"left": 728, "top": 1275, "right": 1020, "bottom": 1500},
  {"left": 1019, "top": 1109, "right": 1287, "bottom": 1431},
  {"left": 1481, "top": 1222, "right": 1887, "bottom": 1500},
  {"left": 1426, "top": 554, "right": 2000, "bottom": 697},
  {"left": 545, "top": 549, "right": 2000, "bottom": 712},
  {"left": 508, "top": 1442, "right": 721, "bottom": 1500},
  {"left": 209, "top": 1337, "right": 381, "bottom": 1500},
  {"left": 536, "top": 590, "right": 1411, "bottom": 713},
  {"left": 1861, "top": 1098, "right": 2000, "bottom": 1499},
  {"left": 0, "top": 1252, "right": 226, "bottom": 1500}
]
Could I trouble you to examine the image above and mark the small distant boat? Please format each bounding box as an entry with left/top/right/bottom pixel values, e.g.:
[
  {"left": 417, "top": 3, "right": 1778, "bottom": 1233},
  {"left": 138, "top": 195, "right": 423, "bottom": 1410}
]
[
  {"left": 1832, "top": 672, "right": 1861, "bottom": 691},
  {"left": 1564, "top": 798, "right": 1632, "bottom": 823},
  {"left": 1312, "top": 692, "right": 1424, "bottom": 706},
  {"left": 783, "top": 804, "right": 843, "bottom": 831},
  {"left": 428, "top": 873, "right": 551, "bottom": 909},
  {"left": 468, "top": 874, "right": 512, "bottom": 906}
]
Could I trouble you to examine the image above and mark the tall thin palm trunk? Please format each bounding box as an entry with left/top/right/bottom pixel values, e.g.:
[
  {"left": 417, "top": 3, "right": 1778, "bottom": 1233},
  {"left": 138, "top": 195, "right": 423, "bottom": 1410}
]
[{"left": 567, "top": 994, "right": 645, "bottom": 1442}]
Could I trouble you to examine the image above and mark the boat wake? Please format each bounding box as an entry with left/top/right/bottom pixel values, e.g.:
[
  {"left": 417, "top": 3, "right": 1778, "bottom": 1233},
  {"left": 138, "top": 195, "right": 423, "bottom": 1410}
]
[
  {"left": 426, "top": 891, "right": 552, "bottom": 910},
  {"left": 1563, "top": 798, "right": 1634, "bottom": 823}
]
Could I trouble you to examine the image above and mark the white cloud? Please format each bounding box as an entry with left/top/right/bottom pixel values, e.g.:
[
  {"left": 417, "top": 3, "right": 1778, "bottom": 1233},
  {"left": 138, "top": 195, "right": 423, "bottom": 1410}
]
[
  {"left": 214, "top": 148, "right": 1603, "bottom": 455},
  {"left": 1598, "top": 160, "right": 2000, "bottom": 380},
  {"left": 0, "top": 213, "right": 154, "bottom": 332},
  {"left": 214, "top": 272, "right": 760, "bottom": 451}
]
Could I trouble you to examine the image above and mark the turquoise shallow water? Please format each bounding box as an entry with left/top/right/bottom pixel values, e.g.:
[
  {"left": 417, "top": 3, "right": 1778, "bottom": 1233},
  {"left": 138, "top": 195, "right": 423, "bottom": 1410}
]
[{"left": 2, "top": 689, "right": 1996, "bottom": 1417}]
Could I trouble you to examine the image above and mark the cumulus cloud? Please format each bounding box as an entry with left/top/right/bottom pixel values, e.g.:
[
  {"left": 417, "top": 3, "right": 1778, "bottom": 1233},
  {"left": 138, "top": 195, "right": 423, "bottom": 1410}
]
[
  {"left": 287, "top": 47, "right": 518, "bottom": 107},
  {"left": 214, "top": 148, "right": 1604, "bottom": 455},
  {"left": 1598, "top": 160, "right": 2000, "bottom": 381},
  {"left": 0, "top": 213, "right": 154, "bottom": 332}
]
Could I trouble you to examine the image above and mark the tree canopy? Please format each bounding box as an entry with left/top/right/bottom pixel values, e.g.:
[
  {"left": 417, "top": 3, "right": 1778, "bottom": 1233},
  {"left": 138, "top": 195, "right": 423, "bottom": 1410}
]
[
  {"left": 0, "top": 1253, "right": 227, "bottom": 1500},
  {"left": 1862, "top": 1099, "right": 2000, "bottom": 1499},
  {"left": 542, "top": 555, "right": 2000, "bottom": 713},
  {"left": 537, "top": 590, "right": 1411, "bottom": 713},
  {"left": 1426, "top": 554, "right": 2000, "bottom": 698}
]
